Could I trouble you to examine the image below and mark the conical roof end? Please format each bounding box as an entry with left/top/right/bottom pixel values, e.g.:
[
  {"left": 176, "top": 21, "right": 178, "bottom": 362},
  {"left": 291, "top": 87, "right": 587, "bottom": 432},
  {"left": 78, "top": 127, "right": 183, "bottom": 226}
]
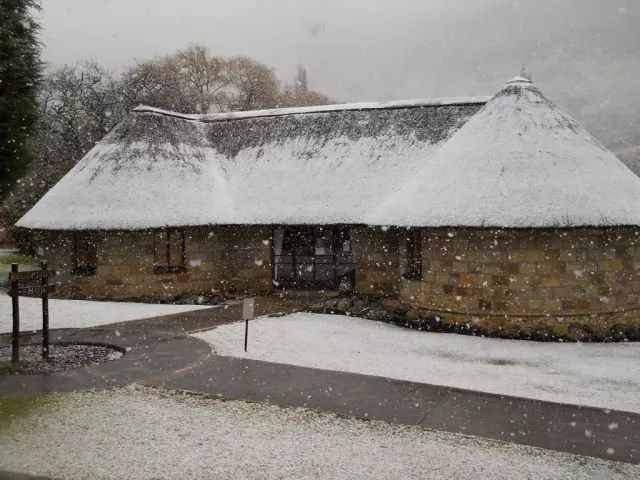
[{"left": 370, "top": 75, "right": 640, "bottom": 227}]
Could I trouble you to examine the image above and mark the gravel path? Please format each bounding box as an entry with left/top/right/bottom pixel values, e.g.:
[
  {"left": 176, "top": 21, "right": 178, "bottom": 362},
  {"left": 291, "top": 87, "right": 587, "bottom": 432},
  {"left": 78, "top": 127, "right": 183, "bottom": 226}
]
[
  {"left": 0, "top": 344, "right": 123, "bottom": 375},
  {"left": 0, "top": 386, "right": 637, "bottom": 480}
]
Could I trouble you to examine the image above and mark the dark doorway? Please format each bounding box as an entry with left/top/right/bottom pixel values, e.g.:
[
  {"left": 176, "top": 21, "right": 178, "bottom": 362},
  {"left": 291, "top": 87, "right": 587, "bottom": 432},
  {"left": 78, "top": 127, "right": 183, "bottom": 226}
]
[{"left": 273, "top": 226, "right": 355, "bottom": 290}]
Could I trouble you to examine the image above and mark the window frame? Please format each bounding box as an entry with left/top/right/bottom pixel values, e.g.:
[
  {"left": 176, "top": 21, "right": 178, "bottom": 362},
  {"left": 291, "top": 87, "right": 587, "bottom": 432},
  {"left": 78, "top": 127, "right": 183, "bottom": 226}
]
[
  {"left": 153, "top": 229, "right": 186, "bottom": 274},
  {"left": 402, "top": 229, "right": 423, "bottom": 281}
]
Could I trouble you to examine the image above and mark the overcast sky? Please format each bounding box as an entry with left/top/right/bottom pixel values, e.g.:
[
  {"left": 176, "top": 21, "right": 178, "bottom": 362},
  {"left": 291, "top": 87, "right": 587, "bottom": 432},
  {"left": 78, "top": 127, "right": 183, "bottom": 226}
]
[{"left": 38, "top": 0, "right": 640, "bottom": 146}]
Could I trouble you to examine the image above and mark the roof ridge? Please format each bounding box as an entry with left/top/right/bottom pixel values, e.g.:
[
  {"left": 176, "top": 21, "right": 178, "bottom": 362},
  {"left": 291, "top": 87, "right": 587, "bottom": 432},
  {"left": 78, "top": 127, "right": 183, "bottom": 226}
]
[{"left": 133, "top": 96, "right": 490, "bottom": 123}]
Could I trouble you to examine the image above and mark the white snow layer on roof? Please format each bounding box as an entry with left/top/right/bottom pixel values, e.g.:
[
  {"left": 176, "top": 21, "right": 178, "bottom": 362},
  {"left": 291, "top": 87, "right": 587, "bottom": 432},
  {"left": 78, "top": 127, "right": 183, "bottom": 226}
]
[
  {"left": 18, "top": 140, "right": 235, "bottom": 230},
  {"left": 224, "top": 135, "right": 439, "bottom": 225},
  {"left": 17, "top": 79, "right": 640, "bottom": 230},
  {"left": 17, "top": 132, "right": 439, "bottom": 230},
  {"left": 17, "top": 102, "right": 466, "bottom": 230},
  {"left": 370, "top": 78, "right": 640, "bottom": 227}
]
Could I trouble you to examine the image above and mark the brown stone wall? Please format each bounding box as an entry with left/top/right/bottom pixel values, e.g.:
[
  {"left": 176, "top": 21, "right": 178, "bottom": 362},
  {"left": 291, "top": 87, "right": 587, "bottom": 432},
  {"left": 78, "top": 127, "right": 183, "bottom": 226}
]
[
  {"left": 31, "top": 226, "right": 273, "bottom": 300},
  {"left": 399, "top": 227, "right": 640, "bottom": 338},
  {"left": 353, "top": 226, "right": 401, "bottom": 296}
]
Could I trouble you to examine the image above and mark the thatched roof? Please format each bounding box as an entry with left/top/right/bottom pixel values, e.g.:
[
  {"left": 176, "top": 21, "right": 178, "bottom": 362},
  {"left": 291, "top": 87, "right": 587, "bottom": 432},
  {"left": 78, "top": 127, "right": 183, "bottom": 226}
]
[
  {"left": 16, "top": 97, "right": 486, "bottom": 230},
  {"left": 19, "top": 76, "right": 639, "bottom": 231},
  {"left": 371, "top": 77, "right": 640, "bottom": 227}
]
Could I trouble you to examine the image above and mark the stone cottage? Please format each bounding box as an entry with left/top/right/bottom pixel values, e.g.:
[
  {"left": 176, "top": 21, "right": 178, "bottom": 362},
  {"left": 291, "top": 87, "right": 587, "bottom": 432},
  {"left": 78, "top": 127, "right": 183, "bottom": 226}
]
[{"left": 15, "top": 75, "right": 640, "bottom": 338}]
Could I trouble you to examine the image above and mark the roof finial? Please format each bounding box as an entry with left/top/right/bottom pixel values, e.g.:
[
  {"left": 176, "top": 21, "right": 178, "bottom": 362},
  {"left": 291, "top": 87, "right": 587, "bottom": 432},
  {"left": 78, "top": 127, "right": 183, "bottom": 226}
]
[{"left": 520, "top": 64, "right": 532, "bottom": 82}]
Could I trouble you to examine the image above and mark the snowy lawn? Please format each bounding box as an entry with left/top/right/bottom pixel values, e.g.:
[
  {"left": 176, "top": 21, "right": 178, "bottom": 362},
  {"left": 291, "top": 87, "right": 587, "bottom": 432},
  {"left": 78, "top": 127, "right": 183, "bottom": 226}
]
[
  {"left": 194, "top": 313, "right": 640, "bottom": 413},
  {"left": 0, "top": 386, "right": 636, "bottom": 480},
  {"left": 0, "top": 291, "right": 209, "bottom": 334}
]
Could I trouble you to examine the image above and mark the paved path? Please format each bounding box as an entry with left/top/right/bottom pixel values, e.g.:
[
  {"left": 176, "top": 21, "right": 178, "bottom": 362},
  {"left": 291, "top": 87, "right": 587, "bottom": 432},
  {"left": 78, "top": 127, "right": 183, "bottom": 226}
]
[
  {"left": 157, "top": 355, "right": 639, "bottom": 464},
  {"left": 1, "top": 295, "right": 639, "bottom": 466},
  {"left": 0, "top": 297, "right": 303, "bottom": 396}
]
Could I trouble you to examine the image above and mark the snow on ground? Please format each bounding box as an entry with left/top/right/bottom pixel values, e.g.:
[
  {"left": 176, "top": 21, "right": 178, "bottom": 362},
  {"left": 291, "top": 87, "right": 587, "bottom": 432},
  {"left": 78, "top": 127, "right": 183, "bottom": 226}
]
[
  {"left": 194, "top": 313, "right": 640, "bottom": 413},
  {"left": 0, "top": 291, "right": 208, "bottom": 334},
  {"left": 0, "top": 386, "right": 636, "bottom": 480}
]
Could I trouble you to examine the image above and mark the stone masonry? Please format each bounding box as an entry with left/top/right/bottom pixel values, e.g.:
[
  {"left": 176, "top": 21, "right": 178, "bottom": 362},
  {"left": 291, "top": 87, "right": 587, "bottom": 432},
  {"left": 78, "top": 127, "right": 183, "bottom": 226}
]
[
  {"left": 23, "top": 224, "right": 640, "bottom": 339},
  {"left": 398, "top": 227, "right": 640, "bottom": 339},
  {"left": 352, "top": 226, "right": 401, "bottom": 296},
  {"left": 31, "top": 226, "right": 273, "bottom": 300}
]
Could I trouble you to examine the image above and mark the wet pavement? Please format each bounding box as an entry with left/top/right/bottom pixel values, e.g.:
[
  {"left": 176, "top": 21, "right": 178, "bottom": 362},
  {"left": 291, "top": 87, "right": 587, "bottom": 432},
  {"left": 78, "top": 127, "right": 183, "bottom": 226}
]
[
  {"left": 157, "top": 355, "right": 640, "bottom": 464},
  {"left": 1, "top": 294, "right": 639, "bottom": 466},
  {"left": 0, "top": 296, "right": 302, "bottom": 396}
]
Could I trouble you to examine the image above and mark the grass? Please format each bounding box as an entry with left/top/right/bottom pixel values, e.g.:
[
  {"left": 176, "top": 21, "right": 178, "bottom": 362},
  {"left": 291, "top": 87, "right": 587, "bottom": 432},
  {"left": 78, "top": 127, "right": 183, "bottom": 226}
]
[
  {"left": 0, "top": 393, "right": 56, "bottom": 432},
  {"left": 0, "top": 252, "right": 39, "bottom": 285},
  {"left": 0, "top": 253, "right": 37, "bottom": 266}
]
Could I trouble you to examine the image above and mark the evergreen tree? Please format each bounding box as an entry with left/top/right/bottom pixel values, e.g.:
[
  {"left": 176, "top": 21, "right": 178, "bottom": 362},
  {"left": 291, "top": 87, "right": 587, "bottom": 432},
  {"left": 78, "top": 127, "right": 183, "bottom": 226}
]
[{"left": 0, "top": 0, "right": 42, "bottom": 200}]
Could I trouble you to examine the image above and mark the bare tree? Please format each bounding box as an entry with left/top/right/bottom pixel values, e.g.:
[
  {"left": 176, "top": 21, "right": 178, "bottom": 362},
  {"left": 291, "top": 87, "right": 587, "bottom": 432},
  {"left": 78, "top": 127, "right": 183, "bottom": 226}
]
[
  {"left": 123, "top": 45, "right": 230, "bottom": 113},
  {"left": 122, "top": 55, "right": 191, "bottom": 112},
  {"left": 41, "top": 61, "right": 125, "bottom": 159},
  {"left": 123, "top": 46, "right": 331, "bottom": 113},
  {"left": 6, "top": 48, "right": 335, "bottom": 236},
  {"left": 225, "top": 56, "right": 280, "bottom": 111},
  {"left": 5, "top": 61, "right": 125, "bottom": 225},
  {"left": 176, "top": 45, "right": 229, "bottom": 112}
]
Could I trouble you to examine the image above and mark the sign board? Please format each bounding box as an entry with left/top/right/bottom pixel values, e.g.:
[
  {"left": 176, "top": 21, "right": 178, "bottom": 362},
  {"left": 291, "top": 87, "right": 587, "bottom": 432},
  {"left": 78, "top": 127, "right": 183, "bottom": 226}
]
[
  {"left": 9, "top": 270, "right": 56, "bottom": 283},
  {"left": 9, "top": 262, "right": 56, "bottom": 363},
  {"left": 9, "top": 269, "right": 56, "bottom": 296},
  {"left": 12, "top": 285, "right": 56, "bottom": 297},
  {"left": 242, "top": 297, "right": 256, "bottom": 321}
]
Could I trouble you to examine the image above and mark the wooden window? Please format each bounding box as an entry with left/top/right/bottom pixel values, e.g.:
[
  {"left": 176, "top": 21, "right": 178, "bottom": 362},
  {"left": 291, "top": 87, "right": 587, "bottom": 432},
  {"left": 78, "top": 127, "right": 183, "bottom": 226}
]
[
  {"left": 73, "top": 233, "right": 97, "bottom": 276},
  {"left": 403, "top": 229, "right": 422, "bottom": 280},
  {"left": 153, "top": 229, "right": 186, "bottom": 274}
]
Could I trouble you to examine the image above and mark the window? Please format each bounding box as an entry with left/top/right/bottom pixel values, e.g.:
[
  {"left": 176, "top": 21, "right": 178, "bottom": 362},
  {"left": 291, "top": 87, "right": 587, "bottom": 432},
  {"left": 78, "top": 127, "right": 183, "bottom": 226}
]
[
  {"left": 403, "top": 229, "right": 422, "bottom": 280},
  {"left": 73, "top": 233, "right": 97, "bottom": 276},
  {"left": 153, "top": 229, "right": 186, "bottom": 273}
]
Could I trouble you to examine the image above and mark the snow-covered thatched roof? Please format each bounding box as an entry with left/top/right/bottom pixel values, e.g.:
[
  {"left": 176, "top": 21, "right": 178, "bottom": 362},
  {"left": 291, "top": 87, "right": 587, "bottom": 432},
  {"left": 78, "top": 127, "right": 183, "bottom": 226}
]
[
  {"left": 17, "top": 75, "right": 640, "bottom": 231},
  {"left": 16, "top": 97, "right": 486, "bottom": 230},
  {"left": 370, "top": 77, "right": 640, "bottom": 227}
]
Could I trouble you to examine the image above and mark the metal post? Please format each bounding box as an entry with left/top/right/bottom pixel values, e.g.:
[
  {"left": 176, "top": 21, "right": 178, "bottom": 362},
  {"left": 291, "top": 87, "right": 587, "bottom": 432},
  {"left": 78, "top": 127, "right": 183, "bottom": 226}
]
[
  {"left": 41, "top": 261, "right": 49, "bottom": 361},
  {"left": 331, "top": 228, "right": 341, "bottom": 289},
  {"left": 10, "top": 263, "right": 20, "bottom": 363},
  {"left": 242, "top": 297, "right": 255, "bottom": 353},
  {"left": 244, "top": 319, "right": 249, "bottom": 353}
]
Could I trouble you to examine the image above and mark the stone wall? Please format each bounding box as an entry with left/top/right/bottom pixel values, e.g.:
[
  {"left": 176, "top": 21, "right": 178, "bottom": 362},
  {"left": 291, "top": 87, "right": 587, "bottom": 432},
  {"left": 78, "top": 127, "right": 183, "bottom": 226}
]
[
  {"left": 30, "top": 224, "right": 401, "bottom": 301},
  {"left": 31, "top": 226, "right": 273, "bottom": 300},
  {"left": 352, "top": 226, "right": 401, "bottom": 296},
  {"left": 29, "top": 224, "right": 640, "bottom": 339},
  {"left": 399, "top": 227, "right": 640, "bottom": 339}
]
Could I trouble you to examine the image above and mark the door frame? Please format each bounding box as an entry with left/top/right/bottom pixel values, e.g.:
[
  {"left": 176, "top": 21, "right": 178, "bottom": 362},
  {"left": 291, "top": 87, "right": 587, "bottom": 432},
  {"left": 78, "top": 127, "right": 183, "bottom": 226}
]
[{"left": 271, "top": 225, "right": 355, "bottom": 290}]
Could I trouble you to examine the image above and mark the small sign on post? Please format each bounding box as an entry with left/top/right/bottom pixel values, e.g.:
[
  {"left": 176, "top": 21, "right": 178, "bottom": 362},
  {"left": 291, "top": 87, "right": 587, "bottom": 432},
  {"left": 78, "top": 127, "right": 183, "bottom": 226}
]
[
  {"left": 242, "top": 297, "right": 256, "bottom": 353},
  {"left": 9, "top": 262, "right": 56, "bottom": 363}
]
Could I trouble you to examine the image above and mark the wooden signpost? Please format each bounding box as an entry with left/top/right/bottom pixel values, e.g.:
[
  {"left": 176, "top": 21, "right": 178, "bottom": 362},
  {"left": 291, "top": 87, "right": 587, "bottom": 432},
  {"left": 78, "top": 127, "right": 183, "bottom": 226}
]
[
  {"left": 242, "top": 297, "right": 255, "bottom": 352},
  {"left": 8, "top": 262, "right": 56, "bottom": 363}
]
